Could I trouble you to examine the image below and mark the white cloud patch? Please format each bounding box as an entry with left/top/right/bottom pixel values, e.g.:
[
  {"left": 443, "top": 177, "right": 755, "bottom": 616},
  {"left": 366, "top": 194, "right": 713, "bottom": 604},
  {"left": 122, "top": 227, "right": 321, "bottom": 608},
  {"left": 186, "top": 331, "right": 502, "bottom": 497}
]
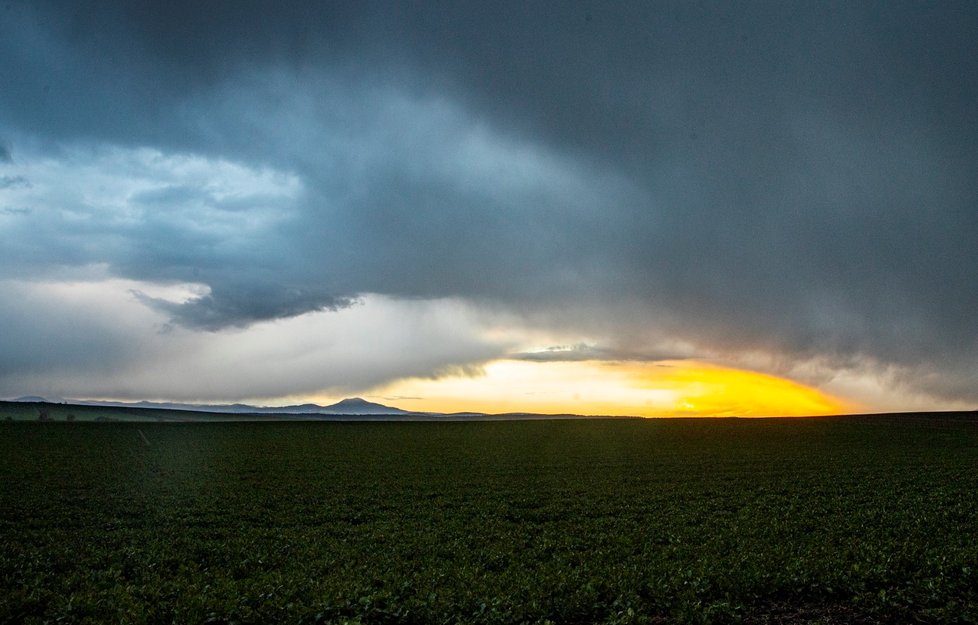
[{"left": 0, "top": 277, "right": 507, "bottom": 403}]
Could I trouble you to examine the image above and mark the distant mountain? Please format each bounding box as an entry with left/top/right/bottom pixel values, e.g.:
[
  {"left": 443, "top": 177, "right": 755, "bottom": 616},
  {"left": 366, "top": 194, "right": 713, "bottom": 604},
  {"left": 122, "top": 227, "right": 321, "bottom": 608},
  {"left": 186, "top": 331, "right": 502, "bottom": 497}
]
[
  {"left": 319, "top": 397, "right": 412, "bottom": 415},
  {"left": 6, "top": 395, "right": 603, "bottom": 420},
  {"left": 61, "top": 397, "right": 416, "bottom": 415}
]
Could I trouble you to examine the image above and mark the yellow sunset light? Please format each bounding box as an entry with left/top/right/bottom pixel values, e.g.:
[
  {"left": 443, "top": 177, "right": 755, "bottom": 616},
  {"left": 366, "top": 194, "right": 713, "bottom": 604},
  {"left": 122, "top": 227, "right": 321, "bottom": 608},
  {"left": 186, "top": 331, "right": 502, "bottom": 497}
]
[{"left": 375, "top": 359, "right": 855, "bottom": 417}]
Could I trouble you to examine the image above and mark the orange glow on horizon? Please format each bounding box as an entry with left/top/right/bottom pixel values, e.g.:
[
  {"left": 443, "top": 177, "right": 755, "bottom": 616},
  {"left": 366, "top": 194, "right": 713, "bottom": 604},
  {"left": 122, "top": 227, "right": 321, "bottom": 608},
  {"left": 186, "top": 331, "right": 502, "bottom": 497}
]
[{"left": 370, "top": 359, "right": 856, "bottom": 417}]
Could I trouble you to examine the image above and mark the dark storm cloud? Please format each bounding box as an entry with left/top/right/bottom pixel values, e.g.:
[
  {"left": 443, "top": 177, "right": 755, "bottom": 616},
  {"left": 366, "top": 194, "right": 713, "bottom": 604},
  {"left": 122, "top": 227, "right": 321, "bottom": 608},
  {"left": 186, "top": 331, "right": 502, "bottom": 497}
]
[
  {"left": 133, "top": 285, "right": 356, "bottom": 332},
  {"left": 2, "top": 1, "right": 977, "bottom": 403}
]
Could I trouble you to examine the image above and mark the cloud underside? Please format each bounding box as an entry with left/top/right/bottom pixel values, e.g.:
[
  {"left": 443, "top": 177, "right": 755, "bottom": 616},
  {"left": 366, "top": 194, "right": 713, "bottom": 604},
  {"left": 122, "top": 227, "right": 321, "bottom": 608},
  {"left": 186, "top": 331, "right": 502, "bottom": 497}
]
[
  {"left": 1, "top": 2, "right": 977, "bottom": 406},
  {"left": 133, "top": 287, "right": 356, "bottom": 331}
]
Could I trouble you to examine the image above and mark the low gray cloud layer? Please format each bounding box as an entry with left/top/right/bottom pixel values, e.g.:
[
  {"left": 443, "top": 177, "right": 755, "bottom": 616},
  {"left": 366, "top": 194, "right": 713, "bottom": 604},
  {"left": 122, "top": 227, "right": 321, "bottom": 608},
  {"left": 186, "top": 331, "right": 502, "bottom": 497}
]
[{"left": 1, "top": 1, "right": 976, "bottom": 405}]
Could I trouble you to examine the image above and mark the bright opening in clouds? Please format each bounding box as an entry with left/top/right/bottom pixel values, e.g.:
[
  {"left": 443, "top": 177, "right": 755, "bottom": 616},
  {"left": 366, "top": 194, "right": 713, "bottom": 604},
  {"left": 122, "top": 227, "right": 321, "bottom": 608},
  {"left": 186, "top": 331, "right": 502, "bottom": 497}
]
[
  {"left": 2, "top": 2, "right": 977, "bottom": 415},
  {"left": 375, "top": 359, "right": 854, "bottom": 418}
]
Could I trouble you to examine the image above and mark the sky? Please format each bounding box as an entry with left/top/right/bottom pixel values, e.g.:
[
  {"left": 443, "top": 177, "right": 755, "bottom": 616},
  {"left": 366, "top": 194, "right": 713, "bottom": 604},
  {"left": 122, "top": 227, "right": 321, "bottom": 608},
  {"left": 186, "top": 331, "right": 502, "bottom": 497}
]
[{"left": 1, "top": 1, "right": 976, "bottom": 416}]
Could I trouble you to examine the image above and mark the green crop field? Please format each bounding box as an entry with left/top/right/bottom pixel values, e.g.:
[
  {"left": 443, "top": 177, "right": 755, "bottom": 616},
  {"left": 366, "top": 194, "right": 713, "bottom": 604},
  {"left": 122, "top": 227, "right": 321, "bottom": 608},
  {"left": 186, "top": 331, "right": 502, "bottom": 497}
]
[{"left": 1, "top": 416, "right": 977, "bottom": 624}]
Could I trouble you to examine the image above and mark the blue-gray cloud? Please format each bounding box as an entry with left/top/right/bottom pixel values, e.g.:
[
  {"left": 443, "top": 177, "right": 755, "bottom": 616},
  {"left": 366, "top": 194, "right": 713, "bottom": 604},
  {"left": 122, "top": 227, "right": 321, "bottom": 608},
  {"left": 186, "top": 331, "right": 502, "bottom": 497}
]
[
  {"left": 1, "top": 1, "right": 977, "bottom": 405},
  {"left": 132, "top": 285, "right": 356, "bottom": 332},
  {"left": 0, "top": 175, "right": 29, "bottom": 189}
]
